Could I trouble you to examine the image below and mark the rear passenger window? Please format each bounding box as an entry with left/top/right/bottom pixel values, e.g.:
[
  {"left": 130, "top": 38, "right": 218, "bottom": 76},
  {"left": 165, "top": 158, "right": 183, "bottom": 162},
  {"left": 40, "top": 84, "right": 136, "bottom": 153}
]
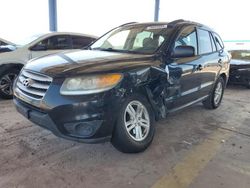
[
  {"left": 38, "top": 35, "right": 71, "bottom": 50},
  {"left": 214, "top": 33, "right": 224, "bottom": 51},
  {"left": 197, "top": 29, "right": 213, "bottom": 54},
  {"left": 175, "top": 27, "right": 198, "bottom": 55}
]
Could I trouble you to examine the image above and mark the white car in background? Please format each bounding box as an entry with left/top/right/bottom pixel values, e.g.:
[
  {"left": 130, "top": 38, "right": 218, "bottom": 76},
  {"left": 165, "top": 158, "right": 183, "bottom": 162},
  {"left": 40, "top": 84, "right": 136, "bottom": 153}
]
[
  {"left": 0, "top": 37, "right": 14, "bottom": 46},
  {"left": 0, "top": 32, "right": 97, "bottom": 99}
]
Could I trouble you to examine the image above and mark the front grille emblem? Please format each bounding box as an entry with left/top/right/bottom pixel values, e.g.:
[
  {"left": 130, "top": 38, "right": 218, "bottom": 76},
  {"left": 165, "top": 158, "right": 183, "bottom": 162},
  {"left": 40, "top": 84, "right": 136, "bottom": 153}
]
[{"left": 22, "top": 78, "right": 33, "bottom": 87}]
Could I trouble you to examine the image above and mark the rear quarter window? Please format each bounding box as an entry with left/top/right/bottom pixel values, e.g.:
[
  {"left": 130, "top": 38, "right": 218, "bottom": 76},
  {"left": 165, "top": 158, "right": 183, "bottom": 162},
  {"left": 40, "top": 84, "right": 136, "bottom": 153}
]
[{"left": 213, "top": 33, "right": 224, "bottom": 51}]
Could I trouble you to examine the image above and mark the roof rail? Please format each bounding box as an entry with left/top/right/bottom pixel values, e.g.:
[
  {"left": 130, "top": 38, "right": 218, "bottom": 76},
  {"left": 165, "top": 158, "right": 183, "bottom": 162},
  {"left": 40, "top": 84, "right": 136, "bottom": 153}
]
[
  {"left": 119, "top": 22, "right": 137, "bottom": 27},
  {"left": 168, "top": 19, "right": 185, "bottom": 26}
]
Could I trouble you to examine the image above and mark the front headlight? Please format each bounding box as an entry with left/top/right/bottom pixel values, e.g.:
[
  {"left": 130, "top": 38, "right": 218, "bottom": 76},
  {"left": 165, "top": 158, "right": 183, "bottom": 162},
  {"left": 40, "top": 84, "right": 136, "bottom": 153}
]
[{"left": 60, "top": 73, "right": 123, "bottom": 95}]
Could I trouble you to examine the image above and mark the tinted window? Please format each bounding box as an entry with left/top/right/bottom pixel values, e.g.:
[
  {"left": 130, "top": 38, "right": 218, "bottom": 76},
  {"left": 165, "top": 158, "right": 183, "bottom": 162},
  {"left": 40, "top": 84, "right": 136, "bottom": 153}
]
[
  {"left": 214, "top": 33, "right": 224, "bottom": 51},
  {"left": 175, "top": 27, "right": 198, "bottom": 55},
  {"left": 72, "top": 36, "right": 95, "bottom": 49},
  {"left": 36, "top": 35, "right": 71, "bottom": 50},
  {"left": 197, "top": 29, "right": 213, "bottom": 54},
  {"left": 0, "top": 41, "right": 7, "bottom": 45}
]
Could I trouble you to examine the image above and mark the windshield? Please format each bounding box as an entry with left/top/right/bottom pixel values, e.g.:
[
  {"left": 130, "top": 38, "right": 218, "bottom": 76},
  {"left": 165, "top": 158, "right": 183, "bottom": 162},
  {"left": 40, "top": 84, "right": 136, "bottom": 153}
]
[
  {"left": 90, "top": 24, "right": 169, "bottom": 54},
  {"left": 15, "top": 34, "right": 44, "bottom": 46},
  {"left": 230, "top": 50, "right": 250, "bottom": 61}
]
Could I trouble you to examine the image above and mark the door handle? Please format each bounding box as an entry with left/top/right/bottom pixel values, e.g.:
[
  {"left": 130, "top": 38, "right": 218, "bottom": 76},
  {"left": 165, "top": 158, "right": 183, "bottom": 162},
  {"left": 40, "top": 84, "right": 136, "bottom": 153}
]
[
  {"left": 196, "top": 64, "right": 203, "bottom": 71},
  {"left": 218, "top": 59, "right": 223, "bottom": 64}
]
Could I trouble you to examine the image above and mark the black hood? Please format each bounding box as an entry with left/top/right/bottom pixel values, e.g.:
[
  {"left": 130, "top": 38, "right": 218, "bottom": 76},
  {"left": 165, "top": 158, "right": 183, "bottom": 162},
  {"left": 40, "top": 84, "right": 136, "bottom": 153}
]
[
  {"left": 230, "top": 59, "right": 250, "bottom": 71},
  {"left": 25, "top": 50, "right": 156, "bottom": 77}
]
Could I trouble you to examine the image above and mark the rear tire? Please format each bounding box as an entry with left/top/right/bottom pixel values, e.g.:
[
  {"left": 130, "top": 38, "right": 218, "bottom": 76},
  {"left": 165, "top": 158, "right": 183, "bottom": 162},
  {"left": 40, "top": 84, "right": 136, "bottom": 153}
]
[
  {"left": 202, "top": 77, "right": 225, "bottom": 109},
  {"left": 0, "top": 67, "right": 20, "bottom": 99},
  {"left": 111, "top": 94, "right": 155, "bottom": 153}
]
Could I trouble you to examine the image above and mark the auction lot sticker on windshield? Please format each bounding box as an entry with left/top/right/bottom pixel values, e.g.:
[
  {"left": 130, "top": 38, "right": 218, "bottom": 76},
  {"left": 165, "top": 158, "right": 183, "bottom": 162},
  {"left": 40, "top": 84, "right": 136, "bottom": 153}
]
[{"left": 146, "top": 25, "right": 168, "bottom": 30}]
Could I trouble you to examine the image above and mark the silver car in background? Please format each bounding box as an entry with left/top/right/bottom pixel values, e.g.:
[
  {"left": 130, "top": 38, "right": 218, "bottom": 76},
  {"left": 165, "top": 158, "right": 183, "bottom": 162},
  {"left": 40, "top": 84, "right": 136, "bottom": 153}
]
[{"left": 0, "top": 32, "right": 97, "bottom": 99}]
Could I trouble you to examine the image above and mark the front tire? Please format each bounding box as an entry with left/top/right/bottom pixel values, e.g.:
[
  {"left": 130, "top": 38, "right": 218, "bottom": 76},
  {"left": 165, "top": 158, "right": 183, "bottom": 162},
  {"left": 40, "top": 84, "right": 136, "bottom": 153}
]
[
  {"left": 111, "top": 95, "right": 155, "bottom": 153},
  {"left": 202, "top": 77, "right": 225, "bottom": 109},
  {"left": 0, "top": 68, "right": 19, "bottom": 99}
]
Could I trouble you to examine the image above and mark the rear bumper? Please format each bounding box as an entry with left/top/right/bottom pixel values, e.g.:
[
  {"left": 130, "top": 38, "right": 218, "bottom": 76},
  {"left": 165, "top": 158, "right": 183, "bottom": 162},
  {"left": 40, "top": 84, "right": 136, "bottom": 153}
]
[{"left": 13, "top": 98, "right": 112, "bottom": 143}]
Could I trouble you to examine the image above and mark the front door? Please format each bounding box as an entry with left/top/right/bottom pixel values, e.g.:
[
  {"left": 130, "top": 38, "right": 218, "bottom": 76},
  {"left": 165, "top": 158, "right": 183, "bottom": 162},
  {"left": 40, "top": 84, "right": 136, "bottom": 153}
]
[{"left": 164, "top": 26, "right": 203, "bottom": 110}]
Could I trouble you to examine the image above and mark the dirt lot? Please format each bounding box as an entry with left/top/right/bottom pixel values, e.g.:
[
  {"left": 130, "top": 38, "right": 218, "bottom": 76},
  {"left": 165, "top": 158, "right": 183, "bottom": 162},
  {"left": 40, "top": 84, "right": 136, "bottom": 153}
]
[{"left": 0, "top": 86, "right": 250, "bottom": 188}]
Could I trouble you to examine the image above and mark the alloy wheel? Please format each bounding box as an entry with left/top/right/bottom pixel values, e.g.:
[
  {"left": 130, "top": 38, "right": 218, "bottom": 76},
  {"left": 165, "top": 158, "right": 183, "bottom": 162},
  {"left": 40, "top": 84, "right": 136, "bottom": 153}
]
[
  {"left": 0, "top": 73, "right": 17, "bottom": 96},
  {"left": 214, "top": 81, "right": 223, "bottom": 105},
  {"left": 124, "top": 100, "right": 150, "bottom": 141}
]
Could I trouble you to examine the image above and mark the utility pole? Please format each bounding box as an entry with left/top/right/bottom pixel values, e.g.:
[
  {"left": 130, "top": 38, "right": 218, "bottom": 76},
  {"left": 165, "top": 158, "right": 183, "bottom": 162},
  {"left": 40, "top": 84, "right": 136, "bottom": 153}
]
[
  {"left": 154, "top": 0, "right": 160, "bottom": 21},
  {"left": 48, "top": 0, "right": 57, "bottom": 31}
]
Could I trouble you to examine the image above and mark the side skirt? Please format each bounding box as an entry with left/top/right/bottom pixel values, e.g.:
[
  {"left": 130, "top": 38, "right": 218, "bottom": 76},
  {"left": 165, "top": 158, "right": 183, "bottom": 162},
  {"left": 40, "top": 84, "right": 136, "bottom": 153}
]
[{"left": 168, "top": 95, "right": 209, "bottom": 113}]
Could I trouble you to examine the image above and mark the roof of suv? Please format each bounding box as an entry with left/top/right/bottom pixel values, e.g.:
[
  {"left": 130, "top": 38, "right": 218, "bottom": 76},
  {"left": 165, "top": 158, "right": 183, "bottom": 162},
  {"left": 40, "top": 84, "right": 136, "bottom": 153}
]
[{"left": 121, "top": 19, "right": 213, "bottom": 32}]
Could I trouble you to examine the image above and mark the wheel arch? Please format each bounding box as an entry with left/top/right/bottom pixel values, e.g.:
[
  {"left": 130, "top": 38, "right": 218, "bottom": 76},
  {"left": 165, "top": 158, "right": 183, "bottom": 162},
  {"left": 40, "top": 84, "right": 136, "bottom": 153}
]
[
  {"left": 0, "top": 63, "right": 24, "bottom": 74},
  {"left": 219, "top": 73, "right": 228, "bottom": 86}
]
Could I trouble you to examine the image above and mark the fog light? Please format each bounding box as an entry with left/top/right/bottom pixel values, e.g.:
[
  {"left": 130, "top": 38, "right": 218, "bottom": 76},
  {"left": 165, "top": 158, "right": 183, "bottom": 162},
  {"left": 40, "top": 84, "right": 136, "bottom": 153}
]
[
  {"left": 75, "top": 123, "right": 94, "bottom": 136},
  {"left": 64, "top": 120, "right": 102, "bottom": 137}
]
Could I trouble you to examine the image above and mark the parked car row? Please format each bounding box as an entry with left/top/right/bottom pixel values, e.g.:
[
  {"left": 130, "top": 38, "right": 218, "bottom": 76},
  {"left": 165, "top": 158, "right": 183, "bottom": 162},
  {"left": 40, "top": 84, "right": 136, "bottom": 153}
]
[
  {"left": 12, "top": 20, "right": 231, "bottom": 153},
  {"left": 0, "top": 32, "right": 97, "bottom": 98}
]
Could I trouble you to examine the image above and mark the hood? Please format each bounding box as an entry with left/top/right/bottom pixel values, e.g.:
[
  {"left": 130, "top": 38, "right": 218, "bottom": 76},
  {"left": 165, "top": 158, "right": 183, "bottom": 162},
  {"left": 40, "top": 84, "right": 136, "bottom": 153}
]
[
  {"left": 24, "top": 50, "right": 156, "bottom": 77},
  {"left": 230, "top": 59, "right": 250, "bottom": 65},
  {"left": 230, "top": 59, "right": 250, "bottom": 72}
]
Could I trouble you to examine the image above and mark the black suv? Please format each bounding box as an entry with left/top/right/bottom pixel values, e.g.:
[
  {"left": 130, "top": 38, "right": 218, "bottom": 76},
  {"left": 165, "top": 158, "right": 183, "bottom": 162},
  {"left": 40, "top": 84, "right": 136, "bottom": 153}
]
[{"left": 13, "top": 20, "right": 230, "bottom": 153}]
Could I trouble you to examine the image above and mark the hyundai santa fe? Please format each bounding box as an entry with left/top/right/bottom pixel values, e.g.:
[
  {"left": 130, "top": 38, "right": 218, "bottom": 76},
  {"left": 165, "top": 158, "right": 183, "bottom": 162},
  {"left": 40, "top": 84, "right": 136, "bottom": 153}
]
[{"left": 13, "top": 20, "right": 231, "bottom": 153}]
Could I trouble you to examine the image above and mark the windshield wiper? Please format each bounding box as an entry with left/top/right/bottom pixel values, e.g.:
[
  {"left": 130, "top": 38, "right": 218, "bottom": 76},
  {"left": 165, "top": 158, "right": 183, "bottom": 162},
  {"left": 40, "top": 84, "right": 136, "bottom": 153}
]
[
  {"left": 92, "top": 47, "right": 141, "bottom": 54},
  {"left": 91, "top": 47, "right": 152, "bottom": 54}
]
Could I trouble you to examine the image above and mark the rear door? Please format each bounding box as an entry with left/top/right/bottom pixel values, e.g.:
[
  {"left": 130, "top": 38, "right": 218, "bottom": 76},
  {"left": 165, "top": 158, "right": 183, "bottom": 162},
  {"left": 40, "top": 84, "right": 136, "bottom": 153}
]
[{"left": 196, "top": 29, "right": 222, "bottom": 97}]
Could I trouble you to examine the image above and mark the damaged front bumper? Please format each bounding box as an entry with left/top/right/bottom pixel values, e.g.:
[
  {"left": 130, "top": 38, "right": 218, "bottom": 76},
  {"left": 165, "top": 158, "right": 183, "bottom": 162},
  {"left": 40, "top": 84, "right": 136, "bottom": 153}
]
[
  {"left": 14, "top": 98, "right": 112, "bottom": 143},
  {"left": 13, "top": 80, "right": 125, "bottom": 142}
]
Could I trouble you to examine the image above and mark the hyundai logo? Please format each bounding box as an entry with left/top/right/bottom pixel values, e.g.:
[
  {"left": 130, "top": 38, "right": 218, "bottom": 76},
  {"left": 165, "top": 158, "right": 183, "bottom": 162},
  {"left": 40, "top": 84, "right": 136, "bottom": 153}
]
[{"left": 22, "top": 78, "right": 33, "bottom": 87}]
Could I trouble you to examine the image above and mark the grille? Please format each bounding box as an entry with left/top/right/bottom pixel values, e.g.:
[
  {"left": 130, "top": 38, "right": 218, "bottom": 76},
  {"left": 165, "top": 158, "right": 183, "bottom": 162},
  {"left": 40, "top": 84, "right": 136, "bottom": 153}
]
[{"left": 16, "top": 70, "right": 52, "bottom": 100}]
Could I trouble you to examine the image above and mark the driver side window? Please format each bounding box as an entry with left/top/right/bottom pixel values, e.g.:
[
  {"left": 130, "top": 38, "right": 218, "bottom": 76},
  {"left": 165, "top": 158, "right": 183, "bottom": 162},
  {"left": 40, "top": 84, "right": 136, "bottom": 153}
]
[{"left": 174, "top": 27, "right": 198, "bottom": 55}]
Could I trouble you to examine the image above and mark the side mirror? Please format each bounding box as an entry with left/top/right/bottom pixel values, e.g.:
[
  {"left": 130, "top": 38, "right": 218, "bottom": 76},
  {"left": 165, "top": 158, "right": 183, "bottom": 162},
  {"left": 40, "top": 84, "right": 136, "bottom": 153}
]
[
  {"left": 30, "top": 44, "right": 47, "bottom": 51},
  {"left": 171, "top": 45, "right": 195, "bottom": 58}
]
